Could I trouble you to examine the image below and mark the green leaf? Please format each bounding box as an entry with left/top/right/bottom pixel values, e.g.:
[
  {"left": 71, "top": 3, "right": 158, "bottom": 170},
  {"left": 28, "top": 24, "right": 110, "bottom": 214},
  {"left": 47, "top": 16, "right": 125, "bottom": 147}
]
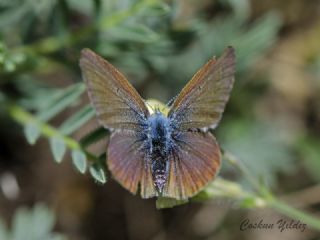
[
  {"left": 14, "top": 77, "right": 62, "bottom": 111},
  {"left": 8, "top": 203, "right": 67, "bottom": 240},
  {"left": 0, "top": 91, "right": 5, "bottom": 103},
  {"left": 0, "top": 218, "right": 9, "bottom": 240},
  {"left": 37, "top": 83, "right": 85, "bottom": 121},
  {"left": 298, "top": 137, "right": 320, "bottom": 181},
  {"left": 80, "top": 127, "right": 109, "bottom": 147},
  {"left": 89, "top": 163, "right": 106, "bottom": 184},
  {"left": 4, "top": 60, "right": 16, "bottom": 72},
  {"left": 239, "top": 196, "right": 260, "bottom": 208},
  {"left": 48, "top": 234, "right": 68, "bottom": 240},
  {"left": 31, "top": 203, "right": 55, "bottom": 239},
  {"left": 71, "top": 150, "right": 87, "bottom": 174},
  {"left": 59, "top": 105, "right": 95, "bottom": 135},
  {"left": 50, "top": 137, "right": 66, "bottom": 163},
  {"left": 232, "top": 12, "right": 281, "bottom": 70},
  {"left": 108, "top": 24, "right": 159, "bottom": 43},
  {"left": 167, "top": 11, "right": 281, "bottom": 82},
  {"left": 12, "top": 208, "right": 31, "bottom": 240},
  {"left": 156, "top": 197, "right": 188, "bottom": 209},
  {"left": 225, "top": 0, "right": 250, "bottom": 21},
  {"left": 142, "top": 2, "right": 171, "bottom": 16},
  {"left": 220, "top": 120, "right": 294, "bottom": 187},
  {"left": 24, "top": 123, "right": 40, "bottom": 144},
  {"left": 192, "top": 178, "right": 268, "bottom": 209}
]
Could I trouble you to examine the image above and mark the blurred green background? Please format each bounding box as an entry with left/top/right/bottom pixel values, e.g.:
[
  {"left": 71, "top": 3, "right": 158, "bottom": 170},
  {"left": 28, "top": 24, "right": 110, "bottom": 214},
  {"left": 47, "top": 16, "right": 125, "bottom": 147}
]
[{"left": 0, "top": 0, "right": 320, "bottom": 239}]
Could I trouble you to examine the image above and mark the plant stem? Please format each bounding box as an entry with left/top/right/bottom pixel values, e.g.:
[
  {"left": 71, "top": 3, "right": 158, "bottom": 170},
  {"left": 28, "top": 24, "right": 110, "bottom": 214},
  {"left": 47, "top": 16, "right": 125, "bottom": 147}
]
[
  {"left": 223, "top": 149, "right": 320, "bottom": 231},
  {"left": 8, "top": 104, "right": 99, "bottom": 162},
  {"left": 267, "top": 197, "right": 320, "bottom": 231},
  {"left": 223, "top": 150, "right": 262, "bottom": 192}
]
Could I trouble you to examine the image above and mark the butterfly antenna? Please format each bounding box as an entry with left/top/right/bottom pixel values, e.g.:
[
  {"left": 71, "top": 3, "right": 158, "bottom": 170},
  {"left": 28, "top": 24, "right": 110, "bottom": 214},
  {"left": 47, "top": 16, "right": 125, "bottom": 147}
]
[
  {"left": 166, "top": 96, "right": 176, "bottom": 107},
  {"left": 145, "top": 101, "right": 152, "bottom": 109},
  {"left": 161, "top": 105, "right": 166, "bottom": 113},
  {"left": 146, "top": 101, "right": 159, "bottom": 114}
]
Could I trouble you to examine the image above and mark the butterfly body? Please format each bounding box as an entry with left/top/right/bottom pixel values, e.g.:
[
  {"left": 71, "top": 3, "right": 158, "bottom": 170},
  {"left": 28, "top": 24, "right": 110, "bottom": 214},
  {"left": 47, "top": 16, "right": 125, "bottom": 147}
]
[
  {"left": 144, "top": 110, "right": 173, "bottom": 193},
  {"left": 146, "top": 110, "right": 172, "bottom": 156},
  {"left": 80, "top": 47, "right": 236, "bottom": 200}
]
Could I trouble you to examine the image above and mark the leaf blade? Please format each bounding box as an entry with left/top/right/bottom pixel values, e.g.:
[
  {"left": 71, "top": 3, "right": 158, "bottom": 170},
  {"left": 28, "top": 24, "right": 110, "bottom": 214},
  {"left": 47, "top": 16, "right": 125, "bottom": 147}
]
[
  {"left": 24, "top": 123, "right": 40, "bottom": 144},
  {"left": 89, "top": 163, "right": 106, "bottom": 184},
  {"left": 59, "top": 105, "right": 95, "bottom": 135},
  {"left": 71, "top": 150, "right": 87, "bottom": 174},
  {"left": 49, "top": 137, "right": 66, "bottom": 163},
  {"left": 37, "top": 83, "right": 85, "bottom": 121}
]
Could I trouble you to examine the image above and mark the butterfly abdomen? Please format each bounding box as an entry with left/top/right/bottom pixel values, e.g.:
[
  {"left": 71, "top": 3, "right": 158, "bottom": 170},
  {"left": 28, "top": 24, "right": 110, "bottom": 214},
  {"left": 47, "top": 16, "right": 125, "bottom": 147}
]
[{"left": 145, "top": 111, "right": 173, "bottom": 193}]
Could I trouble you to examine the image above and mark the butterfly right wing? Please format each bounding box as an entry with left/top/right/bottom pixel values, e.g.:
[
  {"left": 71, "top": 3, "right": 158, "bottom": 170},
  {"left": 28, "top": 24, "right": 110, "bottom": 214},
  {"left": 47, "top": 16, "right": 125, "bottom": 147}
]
[
  {"left": 163, "top": 131, "right": 221, "bottom": 200},
  {"left": 162, "top": 47, "right": 235, "bottom": 199},
  {"left": 80, "top": 49, "right": 149, "bottom": 130},
  {"left": 168, "top": 47, "right": 235, "bottom": 130}
]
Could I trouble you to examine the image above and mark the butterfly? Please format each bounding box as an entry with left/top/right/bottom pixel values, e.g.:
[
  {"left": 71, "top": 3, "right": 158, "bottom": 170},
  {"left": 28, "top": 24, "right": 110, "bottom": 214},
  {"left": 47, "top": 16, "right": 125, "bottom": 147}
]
[{"left": 79, "top": 47, "right": 235, "bottom": 200}]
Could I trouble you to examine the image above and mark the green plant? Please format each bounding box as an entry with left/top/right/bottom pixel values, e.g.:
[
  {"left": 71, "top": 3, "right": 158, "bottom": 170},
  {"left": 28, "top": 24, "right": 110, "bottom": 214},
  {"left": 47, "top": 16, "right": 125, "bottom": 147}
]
[
  {"left": 0, "top": 203, "right": 67, "bottom": 240},
  {"left": 1, "top": 0, "right": 320, "bottom": 233}
]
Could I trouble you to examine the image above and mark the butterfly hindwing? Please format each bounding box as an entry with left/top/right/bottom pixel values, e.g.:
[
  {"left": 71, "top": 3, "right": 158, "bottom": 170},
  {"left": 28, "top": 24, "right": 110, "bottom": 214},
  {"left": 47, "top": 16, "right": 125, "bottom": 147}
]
[
  {"left": 80, "top": 49, "right": 149, "bottom": 130},
  {"left": 163, "top": 131, "right": 221, "bottom": 200},
  {"left": 168, "top": 47, "right": 236, "bottom": 130},
  {"left": 107, "top": 130, "right": 156, "bottom": 198}
]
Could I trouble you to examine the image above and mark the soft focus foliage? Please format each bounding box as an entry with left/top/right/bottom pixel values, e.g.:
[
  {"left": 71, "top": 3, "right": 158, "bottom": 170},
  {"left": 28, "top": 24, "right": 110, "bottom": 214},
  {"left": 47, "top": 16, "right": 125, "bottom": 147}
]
[
  {"left": 0, "top": 0, "right": 320, "bottom": 239},
  {"left": 0, "top": 203, "right": 67, "bottom": 240},
  {"left": 1, "top": 0, "right": 284, "bottom": 184}
]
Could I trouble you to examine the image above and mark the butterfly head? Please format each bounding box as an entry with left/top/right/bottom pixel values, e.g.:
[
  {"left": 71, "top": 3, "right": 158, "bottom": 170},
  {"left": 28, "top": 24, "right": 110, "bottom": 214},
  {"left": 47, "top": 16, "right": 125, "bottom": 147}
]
[{"left": 145, "top": 99, "right": 169, "bottom": 116}]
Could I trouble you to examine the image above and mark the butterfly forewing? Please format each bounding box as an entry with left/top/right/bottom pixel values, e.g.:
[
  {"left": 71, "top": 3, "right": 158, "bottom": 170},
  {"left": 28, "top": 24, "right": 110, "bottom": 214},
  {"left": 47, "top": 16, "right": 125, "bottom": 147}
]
[
  {"left": 168, "top": 47, "right": 236, "bottom": 130},
  {"left": 80, "top": 49, "right": 149, "bottom": 130}
]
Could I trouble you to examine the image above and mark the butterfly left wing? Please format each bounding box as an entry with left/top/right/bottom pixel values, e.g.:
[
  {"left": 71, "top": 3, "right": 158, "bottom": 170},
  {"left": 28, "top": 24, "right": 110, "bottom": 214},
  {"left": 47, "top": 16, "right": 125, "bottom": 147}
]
[
  {"left": 80, "top": 49, "right": 149, "bottom": 130},
  {"left": 168, "top": 47, "right": 235, "bottom": 130},
  {"left": 163, "top": 131, "right": 221, "bottom": 200},
  {"left": 107, "top": 130, "right": 156, "bottom": 198}
]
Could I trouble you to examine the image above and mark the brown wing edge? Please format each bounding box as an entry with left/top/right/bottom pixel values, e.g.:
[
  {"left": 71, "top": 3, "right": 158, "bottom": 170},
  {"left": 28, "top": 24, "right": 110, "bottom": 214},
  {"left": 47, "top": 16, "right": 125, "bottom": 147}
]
[
  {"left": 80, "top": 48, "right": 149, "bottom": 120},
  {"left": 168, "top": 46, "right": 235, "bottom": 119}
]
